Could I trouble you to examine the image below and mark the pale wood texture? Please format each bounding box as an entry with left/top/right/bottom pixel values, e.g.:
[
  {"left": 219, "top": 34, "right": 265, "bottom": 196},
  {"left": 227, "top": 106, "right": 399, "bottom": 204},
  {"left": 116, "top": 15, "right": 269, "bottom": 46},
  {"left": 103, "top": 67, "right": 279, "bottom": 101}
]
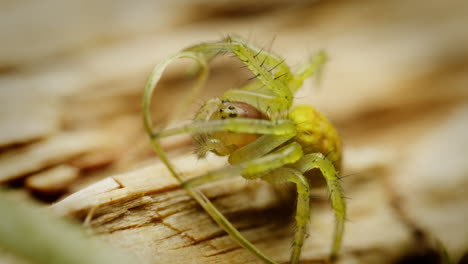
[
  {"left": 1, "top": 0, "right": 468, "bottom": 263},
  {"left": 52, "top": 150, "right": 416, "bottom": 264}
]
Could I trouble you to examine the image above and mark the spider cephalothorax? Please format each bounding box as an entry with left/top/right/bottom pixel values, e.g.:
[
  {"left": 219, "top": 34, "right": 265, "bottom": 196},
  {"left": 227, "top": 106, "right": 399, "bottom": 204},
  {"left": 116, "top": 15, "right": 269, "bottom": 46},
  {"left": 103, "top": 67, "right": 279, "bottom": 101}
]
[
  {"left": 143, "top": 36, "right": 345, "bottom": 264},
  {"left": 194, "top": 98, "right": 269, "bottom": 157}
]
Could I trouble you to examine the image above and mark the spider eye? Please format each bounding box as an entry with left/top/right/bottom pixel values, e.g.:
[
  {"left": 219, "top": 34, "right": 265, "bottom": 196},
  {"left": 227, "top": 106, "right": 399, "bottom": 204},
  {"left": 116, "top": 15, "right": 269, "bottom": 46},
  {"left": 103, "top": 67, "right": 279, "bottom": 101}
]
[{"left": 213, "top": 101, "right": 267, "bottom": 121}]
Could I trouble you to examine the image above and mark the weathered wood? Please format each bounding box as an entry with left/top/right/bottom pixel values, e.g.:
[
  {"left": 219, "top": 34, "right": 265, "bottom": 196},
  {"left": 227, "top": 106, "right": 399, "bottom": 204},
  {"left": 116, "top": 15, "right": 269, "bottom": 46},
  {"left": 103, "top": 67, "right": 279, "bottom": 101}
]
[
  {"left": 25, "top": 165, "right": 79, "bottom": 193},
  {"left": 52, "top": 149, "right": 417, "bottom": 264},
  {"left": 0, "top": 131, "right": 114, "bottom": 183}
]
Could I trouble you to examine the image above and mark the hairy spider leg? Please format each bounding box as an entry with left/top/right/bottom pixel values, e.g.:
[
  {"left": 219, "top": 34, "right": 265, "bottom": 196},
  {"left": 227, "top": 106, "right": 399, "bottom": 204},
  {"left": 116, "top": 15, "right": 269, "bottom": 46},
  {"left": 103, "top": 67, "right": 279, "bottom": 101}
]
[
  {"left": 221, "top": 50, "right": 327, "bottom": 117},
  {"left": 262, "top": 168, "right": 310, "bottom": 264},
  {"left": 183, "top": 165, "right": 312, "bottom": 264},
  {"left": 228, "top": 134, "right": 293, "bottom": 164},
  {"left": 289, "top": 51, "right": 328, "bottom": 93},
  {"left": 142, "top": 44, "right": 292, "bottom": 264},
  {"left": 146, "top": 114, "right": 303, "bottom": 264},
  {"left": 293, "top": 153, "right": 346, "bottom": 260},
  {"left": 182, "top": 187, "right": 278, "bottom": 264},
  {"left": 151, "top": 118, "right": 295, "bottom": 139},
  {"left": 184, "top": 38, "right": 293, "bottom": 112},
  {"left": 182, "top": 142, "right": 302, "bottom": 187},
  {"left": 144, "top": 129, "right": 280, "bottom": 261},
  {"left": 143, "top": 51, "right": 208, "bottom": 128},
  {"left": 145, "top": 120, "right": 298, "bottom": 264},
  {"left": 185, "top": 35, "right": 291, "bottom": 79}
]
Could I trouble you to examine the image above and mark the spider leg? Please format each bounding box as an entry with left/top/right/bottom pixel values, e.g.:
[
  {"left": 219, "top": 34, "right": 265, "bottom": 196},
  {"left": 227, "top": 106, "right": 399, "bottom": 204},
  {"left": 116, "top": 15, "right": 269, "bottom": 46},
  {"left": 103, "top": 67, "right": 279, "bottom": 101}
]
[
  {"left": 151, "top": 118, "right": 296, "bottom": 139},
  {"left": 183, "top": 141, "right": 303, "bottom": 188},
  {"left": 262, "top": 168, "right": 310, "bottom": 264},
  {"left": 180, "top": 143, "right": 303, "bottom": 264},
  {"left": 184, "top": 38, "right": 293, "bottom": 110},
  {"left": 222, "top": 88, "right": 286, "bottom": 117},
  {"left": 289, "top": 50, "right": 327, "bottom": 93},
  {"left": 183, "top": 187, "right": 278, "bottom": 264},
  {"left": 293, "top": 153, "right": 346, "bottom": 261},
  {"left": 229, "top": 134, "right": 293, "bottom": 164},
  {"left": 142, "top": 50, "right": 209, "bottom": 129},
  {"left": 140, "top": 136, "right": 281, "bottom": 263}
]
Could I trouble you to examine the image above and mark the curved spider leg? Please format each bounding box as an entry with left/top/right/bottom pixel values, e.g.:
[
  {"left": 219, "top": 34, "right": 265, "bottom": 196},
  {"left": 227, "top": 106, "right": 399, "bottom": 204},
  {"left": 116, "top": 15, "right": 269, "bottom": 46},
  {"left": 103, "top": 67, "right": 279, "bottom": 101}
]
[
  {"left": 183, "top": 141, "right": 303, "bottom": 188},
  {"left": 185, "top": 36, "right": 290, "bottom": 77},
  {"left": 261, "top": 167, "right": 310, "bottom": 264},
  {"left": 293, "top": 153, "right": 346, "bottom": 261},
  {"left": 143, "top": 50, "right": 209, "bottom": 129},
  {"left": 143, "top": 51, "right": 282, "bottom": 264},
  {"left": 289, "top": 51, "right": 327, "bottom": 93}
]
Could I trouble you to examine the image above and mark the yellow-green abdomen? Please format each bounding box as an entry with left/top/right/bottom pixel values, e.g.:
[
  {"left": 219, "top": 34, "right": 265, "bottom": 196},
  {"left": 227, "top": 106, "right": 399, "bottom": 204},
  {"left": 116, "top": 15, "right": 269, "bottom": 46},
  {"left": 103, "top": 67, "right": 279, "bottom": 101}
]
[{"left": 288, "top": 105, "right": 342, "bottom": 170}]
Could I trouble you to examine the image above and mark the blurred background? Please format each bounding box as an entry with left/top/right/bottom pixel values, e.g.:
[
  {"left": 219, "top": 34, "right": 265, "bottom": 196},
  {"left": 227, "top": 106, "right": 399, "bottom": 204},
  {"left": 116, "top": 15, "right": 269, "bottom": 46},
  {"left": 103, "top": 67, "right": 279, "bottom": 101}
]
[{"left": 1, "top": 0, "right": 467, "bottom": 263}]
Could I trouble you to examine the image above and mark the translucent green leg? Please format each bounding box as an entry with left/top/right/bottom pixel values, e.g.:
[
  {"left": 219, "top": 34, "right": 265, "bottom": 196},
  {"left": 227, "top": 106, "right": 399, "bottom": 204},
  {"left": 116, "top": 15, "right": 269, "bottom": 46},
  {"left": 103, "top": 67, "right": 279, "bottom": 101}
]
[
  {"left": 228, "top": 134, "right": 294, "bottom": 164},
  {"left": 262, "top": 168, "right": 310, "bottom": 264},
  {"left": 180, "top": 143, "right": 303, "bottom": 264},
  {"left": 142, "top": 50, "right": 208, "bottom": 129},
  {"left": 183, "top": 142, "right": 303, "bottom": 187},
  {"left": 152, "top": 118, "right": 296, "bottom": 139},
  {"left": 179, "top": 144, "right": 303, "bottom": 264},
  {"left": 293, "top": 153, "right": 346, "bottom": 260},
  {"left": 184, "top": 188, "right": 278, "bottom": 264},
  {"left": 184, "top": 37, "right": 293, "bottom": 111},
  {"left": 143, "top": 43, "right": 284, "bottom": 264},
  {"left": 289, "top": 51, "right": 327, "bottom": 93}
]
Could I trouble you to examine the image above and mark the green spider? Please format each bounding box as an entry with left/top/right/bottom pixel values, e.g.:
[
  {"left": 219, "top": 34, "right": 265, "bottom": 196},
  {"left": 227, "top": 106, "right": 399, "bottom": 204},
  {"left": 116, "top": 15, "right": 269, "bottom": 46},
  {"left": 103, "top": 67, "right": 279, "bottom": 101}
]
[{"left": 143, "top": 36, "right": 345, "bottom": 264}]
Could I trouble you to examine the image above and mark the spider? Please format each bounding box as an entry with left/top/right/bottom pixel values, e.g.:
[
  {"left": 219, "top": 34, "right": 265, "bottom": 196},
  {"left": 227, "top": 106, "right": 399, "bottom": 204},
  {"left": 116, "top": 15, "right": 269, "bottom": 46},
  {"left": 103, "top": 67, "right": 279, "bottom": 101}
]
[{"left": 142, "top": 36, "right": 345, "bottom": 264}]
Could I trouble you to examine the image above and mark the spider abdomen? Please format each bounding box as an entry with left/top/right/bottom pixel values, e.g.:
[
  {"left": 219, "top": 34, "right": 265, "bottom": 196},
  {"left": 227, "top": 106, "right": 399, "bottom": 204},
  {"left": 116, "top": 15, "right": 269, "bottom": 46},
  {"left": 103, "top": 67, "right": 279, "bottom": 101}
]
[{"left": 288, "top": 105, "right": 342, "bottom": 169}]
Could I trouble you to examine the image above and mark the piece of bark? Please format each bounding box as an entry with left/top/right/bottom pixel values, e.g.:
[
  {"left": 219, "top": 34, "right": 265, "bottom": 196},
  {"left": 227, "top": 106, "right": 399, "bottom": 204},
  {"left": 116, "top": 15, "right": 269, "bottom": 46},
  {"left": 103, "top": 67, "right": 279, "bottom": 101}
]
[
  {"left": 0, "top": 131, "right": 114, "bottom": 183},
  {"left": 52, "top": 150, "right": 417, "bottom": 264},
  {"left": 25, "top": 165, "right": 79, "bottom": 194}
]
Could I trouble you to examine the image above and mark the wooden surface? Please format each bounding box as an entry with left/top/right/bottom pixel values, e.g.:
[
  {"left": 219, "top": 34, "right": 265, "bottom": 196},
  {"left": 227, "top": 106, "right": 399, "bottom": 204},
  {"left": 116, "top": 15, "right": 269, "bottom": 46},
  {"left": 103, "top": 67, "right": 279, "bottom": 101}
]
[{"left": 1, "top": 0, "right": 468, "bottom": 263}]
